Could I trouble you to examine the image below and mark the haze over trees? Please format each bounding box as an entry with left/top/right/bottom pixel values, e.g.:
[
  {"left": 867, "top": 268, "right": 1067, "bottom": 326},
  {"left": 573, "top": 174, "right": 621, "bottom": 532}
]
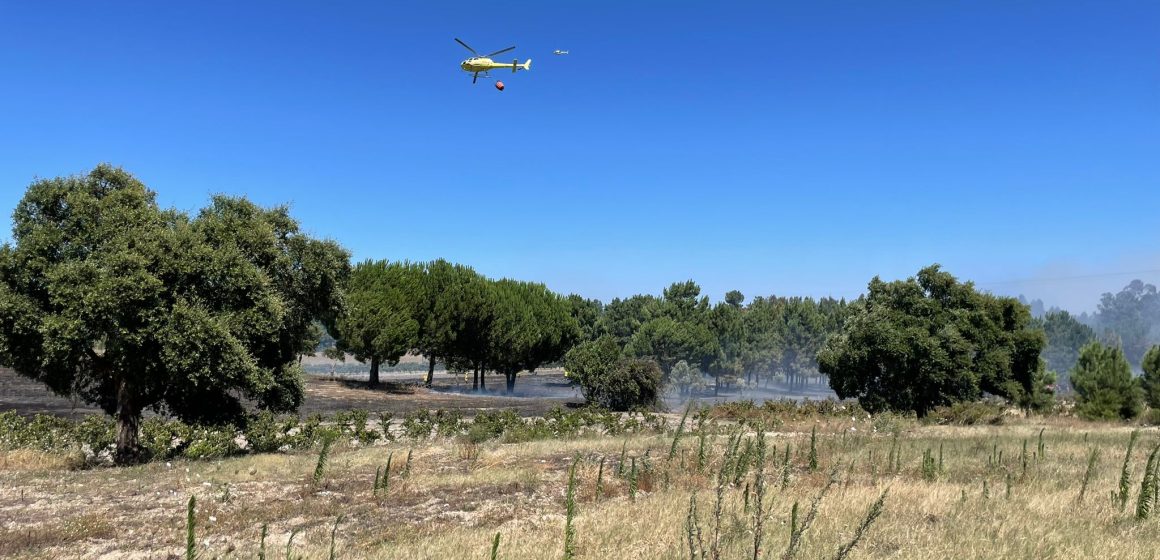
[
  {"left": 1037, "top": 310, "right": 1096, "bottom": 390},
  {"left": 818, "top": 265, "right": 1050, "bottom": 417},
  {"left": 1092, "top": 280, "right": 1160, "bottom": 369},
  {"left": 0, "top": 166, "right": 349, "bottom": 462}
]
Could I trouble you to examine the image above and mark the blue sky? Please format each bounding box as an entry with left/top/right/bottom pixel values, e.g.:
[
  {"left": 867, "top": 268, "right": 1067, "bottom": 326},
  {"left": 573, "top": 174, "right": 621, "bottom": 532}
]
[{"left": 2, "top": 1, "right": 1158, "bottom": 311}]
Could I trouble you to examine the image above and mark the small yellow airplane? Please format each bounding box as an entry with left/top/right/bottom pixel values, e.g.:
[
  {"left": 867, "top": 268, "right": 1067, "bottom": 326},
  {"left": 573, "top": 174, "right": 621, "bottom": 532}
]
[{"left": 455, "top": 38, "right": 531, "bottom": 84}]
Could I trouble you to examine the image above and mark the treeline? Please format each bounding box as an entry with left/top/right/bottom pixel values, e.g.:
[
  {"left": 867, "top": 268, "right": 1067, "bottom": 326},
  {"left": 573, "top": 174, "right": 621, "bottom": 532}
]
[
  {"left": 1026, "top": 280, "right": 1160, "bottom": 376},
  {"left": 335, "top": 261, "right": 850, "bottom": 397},
  {"left": 334, "top": 260, "right": 579, "bottom": 393},
  {"left": 2, "top": 165, "right": 1158, "bottom": 464}
]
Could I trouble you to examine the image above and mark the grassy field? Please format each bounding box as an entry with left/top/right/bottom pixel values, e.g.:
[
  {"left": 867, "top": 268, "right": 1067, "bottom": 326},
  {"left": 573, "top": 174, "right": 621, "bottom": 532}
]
[{"left": 2, "top": 410, "right": 1159, "bottom": 559}]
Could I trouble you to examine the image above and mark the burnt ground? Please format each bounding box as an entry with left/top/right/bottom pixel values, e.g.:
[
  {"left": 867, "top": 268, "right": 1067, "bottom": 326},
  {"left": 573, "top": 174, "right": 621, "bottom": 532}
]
[
  {"left": 0, "top": 367, "right": 583, "bottom": 419},
  {"left": 1, "top": 363, "right": 835, "bottom": 421}
]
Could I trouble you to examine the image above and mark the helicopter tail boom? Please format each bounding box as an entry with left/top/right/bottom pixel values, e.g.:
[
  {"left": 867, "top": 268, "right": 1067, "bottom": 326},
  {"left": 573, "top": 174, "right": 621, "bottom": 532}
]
[{"left": 512, "top": 59, "right": 531, "bottom": 72}]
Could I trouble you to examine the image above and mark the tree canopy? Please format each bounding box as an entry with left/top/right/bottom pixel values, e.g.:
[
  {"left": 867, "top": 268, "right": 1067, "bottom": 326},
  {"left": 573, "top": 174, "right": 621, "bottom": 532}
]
[
  {"left": 333, "top": 260, "right": 421, "bottom": 387},
  {"left": 1071, "top": 341, "right": 1144, "bottom": 421},
  {"left": 818, "top": 265, "right": 1048, "bottom": 417},
  {"left": 0, "top": 165, "right": 348, "bottom": 462}
]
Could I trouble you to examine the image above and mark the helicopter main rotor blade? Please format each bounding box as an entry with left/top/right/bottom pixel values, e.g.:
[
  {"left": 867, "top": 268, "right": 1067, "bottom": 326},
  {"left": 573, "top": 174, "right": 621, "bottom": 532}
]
[
  {"left": 455, "top": 38, "right": 478, "bottom": 55},
  {"left": 485, "top": 46, "right": 516, "bottom": 58}
]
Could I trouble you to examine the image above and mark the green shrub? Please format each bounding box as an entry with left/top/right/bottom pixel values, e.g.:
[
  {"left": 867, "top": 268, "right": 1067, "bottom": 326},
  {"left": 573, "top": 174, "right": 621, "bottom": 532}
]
[
  {"left": 433, "top": 410, "right": 465, "bottom": 438},
  {"left": 565, "top": 338, "right": 662, "bottom": 411},
  {"left": 401, "top": 409, "right": 435, "bottom": 440},
  {"left": 469, "top": 409, "right": 523, "bottom": 442},
  {"left": 334, "top": 409, "right": 379, "bottom": 444},
  {"left": 75, "top": 415, "right": 116, "bottom": 455},
  {"left": 141, "top": 417, "right": 194, "bottom": 460},
  {"left": 293, "top": 414, "right": 326, "bottom": 449},
  {"left": 3, "top": 414, "right": 80, "bottom": 452},
  {"left": 182, "top": 426, "right": 240, "bottom": 460},
  {"left": 245, "top": 412, "right": 296, "bottom": 453},
  {"left": 0, "top": 411, "right": 26, "bottom": 450}
]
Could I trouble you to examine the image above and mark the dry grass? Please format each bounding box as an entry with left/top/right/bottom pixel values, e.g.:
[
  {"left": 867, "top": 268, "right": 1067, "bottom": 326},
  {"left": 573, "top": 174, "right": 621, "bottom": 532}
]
[{"left": 1, "top": 417, "right": 1158, "bottom": 559}]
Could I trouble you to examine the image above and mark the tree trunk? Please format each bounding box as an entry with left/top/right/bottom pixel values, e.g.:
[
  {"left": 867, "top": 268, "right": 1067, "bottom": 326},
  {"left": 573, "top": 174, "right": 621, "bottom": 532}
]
[
  {"left": 714, "top": 374, "right": 720, "bottom": 397},
  {"left": 368, "top": 356, "right": 381, "bottom": 388},
  {"left": 505, "top": 371, "right": 517, "bottom": 394},
  {"left": 114, "top": 379, "right": 142, "bottom": 464},
  {"left": 480, "top": 369, "right": 486, "bottom": 391},
  {"left": 424, "top": 355, "right": 436, "bottom": 387},
  {"left": 472, "top": 366, "right": 480, "bottom": 392}
]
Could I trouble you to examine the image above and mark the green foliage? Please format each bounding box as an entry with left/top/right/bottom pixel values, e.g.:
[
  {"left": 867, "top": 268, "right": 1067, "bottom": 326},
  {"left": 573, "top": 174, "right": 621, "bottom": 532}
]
[
  {"left": 487, "top": 278, "right": 582, "bottom": 393},
  {"left": 186, "top": 495, "right": 197, "bottom": 560},
  {"left": 1142, "top": 345, "right": 1160, "bottom": 409},
  {"left": 819, "top": 265, "right": 1047, "bottom": 417},
  {"left": 565, "top": 336, "right": 662, "bottom": 410},
  {"left": 74, "top": 415, "right": 116, "bottom": 455},
  {"left": 244, "top": 412, "right": 298, "bottom": 454},
  {"left": 1115, "top": 430, "right": 1140, "bottom": 512},
  {"left": 0, "top": 412, "right": 80, "bottom": 452},
  {"left": 1135, "top": 445, "right": 1159, "bottom": 520},
  {"left": 183, "top": 426, "right": 240, "bottom": 460},
  {"left": 563, "top": 457, "right": 579, "bottom": 560},
  {"left": 466, "top": 409, "right": 524, "bottom": 443},
  {"left": 333, "top": 260, "right": 423, "bottom": 386},
  {"left": 401, "top": 409, "right": 436, "bottom": 440},
  {"left": 922, "top": 448, "right": 937, "bottom": 481},
  {"left": 141, "top": 417, "right": 194, "bottom": 460},
  {"left": 1072, "top": 342, "right": 1145, "bottom": 421},
  {"left": 312, "top": 435, "right": 334, "bottom": 487},
  {"left": 0, "top": 166, "right": 350, "bottom": 462}
]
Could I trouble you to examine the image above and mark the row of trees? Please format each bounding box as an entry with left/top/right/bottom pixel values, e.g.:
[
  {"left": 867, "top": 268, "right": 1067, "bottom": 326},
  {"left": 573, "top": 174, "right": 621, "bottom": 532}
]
[
  {"left": 589, "top": 282, "right": 849, "bottom": 395},
  {"left": 334, "top": 260, "right": 579, "bottom": 393},
  {"left": 1, "top": 166, "right": 1155, "bottom": 461}
]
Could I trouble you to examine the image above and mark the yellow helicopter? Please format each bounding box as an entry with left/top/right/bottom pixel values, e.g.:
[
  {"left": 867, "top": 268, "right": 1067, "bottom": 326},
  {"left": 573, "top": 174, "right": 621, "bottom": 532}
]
[{"left": 455, "top": 38, "right": 531, "bottom": 84}]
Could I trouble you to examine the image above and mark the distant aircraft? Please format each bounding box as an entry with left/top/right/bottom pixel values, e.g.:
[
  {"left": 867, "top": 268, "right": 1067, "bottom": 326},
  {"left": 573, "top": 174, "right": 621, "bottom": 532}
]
[
  {"left": 455, "top": 38, "right": 531, "bottom": 84},
  {"left": 553, "top": 50, "right": 569, "bottom": 55}
]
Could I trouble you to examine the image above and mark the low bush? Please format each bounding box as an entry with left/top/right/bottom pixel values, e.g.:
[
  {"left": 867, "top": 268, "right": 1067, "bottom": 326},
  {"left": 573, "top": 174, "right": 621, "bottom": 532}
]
[
  {"left": 182, "top": 426, "right": 241, "bottom": 460},
  {"left": 244, "top": 412, "right": 298, "bottom": 453},
  {"left": 141, "top": 417, "right": 194, "bottom": 460},
  {"left": 74, "top": 416, "right": 116, "bottom": 456},
  {"left": 564, "top": 337, "right": 662, "bottom": 411}
]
